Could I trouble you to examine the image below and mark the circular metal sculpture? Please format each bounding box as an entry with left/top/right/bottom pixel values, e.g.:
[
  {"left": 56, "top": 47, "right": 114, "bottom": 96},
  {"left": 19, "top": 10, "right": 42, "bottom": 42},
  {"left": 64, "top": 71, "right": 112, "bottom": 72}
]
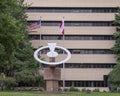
[{"left": 34, "top": 43, "right": 71, "bottom": 65}]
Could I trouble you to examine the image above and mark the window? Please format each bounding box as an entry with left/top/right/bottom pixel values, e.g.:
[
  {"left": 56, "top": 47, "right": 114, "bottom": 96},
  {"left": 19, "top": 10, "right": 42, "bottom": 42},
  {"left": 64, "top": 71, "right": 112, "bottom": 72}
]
[
  {"left": 29, "top": 35, "right": 115, "bottom": 40},
  {"left": 36, "top": 48, "right": 114, "bottom": 54},
  {"left": 56, "top": 63, "right": 116, "bottom": 68},
  {"left": 26, "top": 7, "right": 117, "bottom": 13},
  {"left": 29, "top": 35, "right": 40, "bottom": 40},
  {"left": 70, "top": 49, "right": 114, "bottom": 54},
  {"left": 41, "top": 63, "right": 116, "bottom": 68},
  {"left": 59, "top": 80, "right": 108, "bottom": 87},
  {"left": 28, "top": 21, "right": 114, "bottom": 26}
]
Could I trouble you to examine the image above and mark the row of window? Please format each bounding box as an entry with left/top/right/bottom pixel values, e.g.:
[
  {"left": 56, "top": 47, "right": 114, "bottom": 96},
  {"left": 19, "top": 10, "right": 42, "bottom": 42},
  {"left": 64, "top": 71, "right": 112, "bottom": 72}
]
[
  {"left": 28, "top": 21, "right": 114, "bottom": 26},
  {"left": 43, "top": 63, "right": 116, "bottom": 68},
  {"left": 69, "top": 49, "right": 113, "bottom": 54},
  {"left": 27, "top": 7, "right": 117, "bottom": 13},
  {"left": 39, "top": 49, "right": 114, "bottom": 54},
  {"left": 29, "top": 35, "right": 115, "bottom": 40},
  {"left": 59, "top": 80, "right": 108, "bottom": 87}
]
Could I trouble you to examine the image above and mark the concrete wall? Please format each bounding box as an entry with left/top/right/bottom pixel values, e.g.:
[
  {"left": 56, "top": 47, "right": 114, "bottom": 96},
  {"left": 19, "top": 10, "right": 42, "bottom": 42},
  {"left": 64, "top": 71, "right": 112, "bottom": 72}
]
[
  {"left": 25, "top": 0, "right": 120, "bottom": 7},
  {"left": 61, "top": 68, "right": 112, "bottom": 80},
  {"left": 27, "top": 13, "right": 115, "bottom": 21},
  {"left": 29, "top": 27, "right": 116, "bottom": 35},
  {"left": 30, "top": 40, "right": 115, "bottom": 49}
]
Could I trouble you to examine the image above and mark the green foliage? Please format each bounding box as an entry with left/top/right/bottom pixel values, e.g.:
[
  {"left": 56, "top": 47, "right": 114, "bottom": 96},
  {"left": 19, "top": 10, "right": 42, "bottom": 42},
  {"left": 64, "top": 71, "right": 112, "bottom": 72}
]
[
  {"left": 93, "top": 89, "right": 100, "bottom": 92},
  {"left": 69, "top": 86, "right": 80, "bottom": 92},
  {"left": 3, "top": 77, "right": 17, "bottom": 90},
  {"left": 0, "top": 0, "right": 27, "bottom": 53},
  {"left": 0, "top": 0, "right": 28, "bottom": 77},
  {"left": 112, "top": 8, "right": 120, "bottom": 55},
  {"left": 0, "top": 44, "right": 5, "bottom": 65},
  {"left": 0, "top": 0, "right": 44, "bottom": 89},
  {"left": 0, "top": 76, "right": 17, "bottom": 90},
  {"left": 109, "top": 64, "right": 120, "bottom": 91},
  {"left": 81, "top": 88, "right": 86, "bottom": 92},
  {"left": 108, "top": 7, "right": 120, "bottom": 90},
  {"left": 14, "top": 42, "right": 39, "bottom": 71},
  {"left": 35, "top": 75, "right": 45, "bottom": 88},
  {"left": 13, "top": 42, "right": 43, "bottom": 87},
  {"left": 15, "top": 70, "right": 36, "bottom": 84}
]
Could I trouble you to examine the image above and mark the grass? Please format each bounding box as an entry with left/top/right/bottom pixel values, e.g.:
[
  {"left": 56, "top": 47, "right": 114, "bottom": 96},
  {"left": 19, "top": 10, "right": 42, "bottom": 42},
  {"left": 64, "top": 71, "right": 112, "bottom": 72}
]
[{"left": 0, "top": 92, "right": 120, "bottom": 96}]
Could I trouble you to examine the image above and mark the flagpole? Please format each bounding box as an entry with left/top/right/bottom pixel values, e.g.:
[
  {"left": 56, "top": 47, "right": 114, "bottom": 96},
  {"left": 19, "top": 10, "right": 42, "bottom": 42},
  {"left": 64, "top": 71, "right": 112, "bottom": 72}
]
[
  {"left": 39, "top": 16, "right": 41, "bottom": 47},
  {"left": 63, "top": 34, "right": 65, "bottom": 92},
  {"left": 62, "top": 17, "right": 65, "bottom": 92},
  {"left": 38, "top": 16, "right": 42, "bottom": 70},
  {"left": 59, "top": 17, "right": 65, "bottom": 92}
]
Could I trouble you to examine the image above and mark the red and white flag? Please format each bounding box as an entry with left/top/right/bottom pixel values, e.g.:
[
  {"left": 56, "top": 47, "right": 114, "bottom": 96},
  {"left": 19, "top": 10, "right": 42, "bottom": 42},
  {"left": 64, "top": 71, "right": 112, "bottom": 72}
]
[
  {"left": 28, "top": 20, "right": 41, "bottom": 30},
  {"left": 59, "top": 19, "right": 64, "bottom": 35}
]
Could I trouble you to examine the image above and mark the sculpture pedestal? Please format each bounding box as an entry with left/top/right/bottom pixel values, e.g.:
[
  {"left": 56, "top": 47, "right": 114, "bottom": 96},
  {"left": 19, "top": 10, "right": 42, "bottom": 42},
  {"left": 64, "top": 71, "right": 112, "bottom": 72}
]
[{"left": 44, "top": 66, "right": 61, "bottom": 92}]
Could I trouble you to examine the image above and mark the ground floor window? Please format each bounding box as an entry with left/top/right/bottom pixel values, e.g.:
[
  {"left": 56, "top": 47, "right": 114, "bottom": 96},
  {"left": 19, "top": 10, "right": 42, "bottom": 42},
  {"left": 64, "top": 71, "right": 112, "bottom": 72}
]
[{"left": 59, "top": 80, "right": 108, "bottom": 87}]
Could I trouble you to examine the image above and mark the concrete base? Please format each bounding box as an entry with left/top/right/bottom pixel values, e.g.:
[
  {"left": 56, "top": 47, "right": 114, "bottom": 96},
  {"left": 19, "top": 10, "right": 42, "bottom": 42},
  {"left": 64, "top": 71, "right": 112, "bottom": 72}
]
[
  {"left": 45, "top": 80, "right": 59, "bottom": 92},
  {"left": 44, "top": 66, "right": 61, "bottom": 92}
]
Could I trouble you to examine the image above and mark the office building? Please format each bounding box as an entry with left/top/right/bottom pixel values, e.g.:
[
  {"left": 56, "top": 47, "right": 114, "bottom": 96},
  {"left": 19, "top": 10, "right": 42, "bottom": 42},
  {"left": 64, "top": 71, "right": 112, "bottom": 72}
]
[{"left": 25, "top": 0, "right": 120, "bottom": 91}]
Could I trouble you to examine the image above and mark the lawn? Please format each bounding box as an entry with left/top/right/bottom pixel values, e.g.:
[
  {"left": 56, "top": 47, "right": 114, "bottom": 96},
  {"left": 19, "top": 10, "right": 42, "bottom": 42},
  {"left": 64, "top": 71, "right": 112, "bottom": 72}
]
[{"left": 0, "top": 92, "right": 120, "bottom": 96}]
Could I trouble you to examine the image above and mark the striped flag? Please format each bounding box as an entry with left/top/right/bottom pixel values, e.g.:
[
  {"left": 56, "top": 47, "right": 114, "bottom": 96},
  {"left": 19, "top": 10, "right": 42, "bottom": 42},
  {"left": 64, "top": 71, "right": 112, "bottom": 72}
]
[
  {"left": 28, "top": 20, "right": 41, "bottom": 30},
  {"left": 59, "top": 19, "right": 64, "bottom": 35}
]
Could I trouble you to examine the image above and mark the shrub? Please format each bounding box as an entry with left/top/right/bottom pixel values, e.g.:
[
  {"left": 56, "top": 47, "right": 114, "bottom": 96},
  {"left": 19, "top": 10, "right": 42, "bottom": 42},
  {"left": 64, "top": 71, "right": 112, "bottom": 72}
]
[
  {"left": 69, "top": 86, "right": 80, "bottom": 92},
  {"left": 64, "top": 88, "right": 69, "bottom": 92},
  {"left": 81, "top": 88, "right": 86, "bottom": 92},
  {"left": 93, "top": 89, "right": 100, "bottom": 92},
  {"left": 103, "top": 90, "right": 107, "bottom": 92},
  {"left": 0, "top": 76, "right": 17, "bottom": 90},
  {"left": 58, "top": 87, "right": 62, "bottom": 91}
]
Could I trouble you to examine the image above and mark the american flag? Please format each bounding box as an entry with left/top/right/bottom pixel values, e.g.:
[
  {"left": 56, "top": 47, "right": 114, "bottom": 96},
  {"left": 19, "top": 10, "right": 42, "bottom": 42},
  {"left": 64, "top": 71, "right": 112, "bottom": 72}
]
[{"left": 28, "top": 20, "right": 41, "bottom": 30}]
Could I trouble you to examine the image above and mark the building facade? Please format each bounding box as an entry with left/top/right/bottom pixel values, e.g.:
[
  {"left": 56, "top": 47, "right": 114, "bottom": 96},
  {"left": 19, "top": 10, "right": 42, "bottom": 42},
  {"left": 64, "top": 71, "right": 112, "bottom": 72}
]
[{"left": 25, "top": 0, "right": 120, "bottom": 91}]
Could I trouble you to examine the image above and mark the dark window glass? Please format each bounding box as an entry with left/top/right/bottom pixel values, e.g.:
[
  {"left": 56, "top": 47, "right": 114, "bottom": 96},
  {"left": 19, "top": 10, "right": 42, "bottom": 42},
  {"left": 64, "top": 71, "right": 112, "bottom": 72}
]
[
  {"left": 56, "top": 63, "right": 116, "bottom": 68},
  {"left": 29, "top": 35, "right": 115, "bottom": 40},
  {"left": 42, "top": 63, "right": 116, "bottom": 69},
  {"left": 59, "top": 80, "right": 108, "bottom": 87},
  {"left": 28, "top": 21, "right": 114, "bottom": 26},
  {"left": 39, "top": 49, "right": 114, "bottom": 54},
  {"left": 42, "top": 63, "right": 116, "bottom": 68},
  {"left": 26, "top": 7, "right": 117, "bottom": 13}
]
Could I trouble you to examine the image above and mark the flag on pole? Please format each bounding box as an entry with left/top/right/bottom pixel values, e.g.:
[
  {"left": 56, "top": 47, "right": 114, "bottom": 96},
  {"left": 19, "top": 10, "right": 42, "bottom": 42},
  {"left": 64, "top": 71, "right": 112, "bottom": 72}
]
[
  {"left": 28, "top": 20, "right": 41, "bottom": 30},
  {"left": 59, "top": 19, "right": 64, "bottom": 35}
]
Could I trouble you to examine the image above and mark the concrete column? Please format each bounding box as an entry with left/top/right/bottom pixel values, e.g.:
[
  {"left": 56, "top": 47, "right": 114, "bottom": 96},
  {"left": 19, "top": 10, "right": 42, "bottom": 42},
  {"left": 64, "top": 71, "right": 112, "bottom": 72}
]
[{"left": 44, "top": 57, "right": 61, "bottom": 92}]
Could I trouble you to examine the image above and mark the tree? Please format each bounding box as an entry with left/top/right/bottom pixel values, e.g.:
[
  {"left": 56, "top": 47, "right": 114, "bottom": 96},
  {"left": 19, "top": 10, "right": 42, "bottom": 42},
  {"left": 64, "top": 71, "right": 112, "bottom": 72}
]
[
  {"left": 0, "top": 0, "right": 27, "bottom": 77},
  {"left": 0, "top": 0, "right": 44, "bottom": 89},
  {"left": 108, "top": 8, "right": 120, "bottom": 91},
  {"left": 14, "top": 41, "right": 41, "bottom": 86}
]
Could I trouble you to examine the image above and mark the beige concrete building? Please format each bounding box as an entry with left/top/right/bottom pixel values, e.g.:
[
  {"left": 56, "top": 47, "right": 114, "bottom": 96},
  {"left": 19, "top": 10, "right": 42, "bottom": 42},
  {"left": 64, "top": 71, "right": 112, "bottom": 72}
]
[{"left": 25, "top": 0, "right": 120, "bottom": 91}]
